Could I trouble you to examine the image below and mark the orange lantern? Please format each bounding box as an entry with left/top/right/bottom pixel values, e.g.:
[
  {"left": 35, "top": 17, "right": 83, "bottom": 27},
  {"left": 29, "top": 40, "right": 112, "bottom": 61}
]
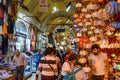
[
  {"left": 78, "top": 36, "right": 90, "bottom": 48},
  {"left": 98, "top": 0, "right": 104, "bottom": 2},
  {"left": 106, "top": 26, "right": 115, "bottom": 32},
  {"left": 77, "top": 22, "right": 83, "bottom": 26},
  {"left": 76, "top": 18, "right": 81, "bottom": 23},
  {"left": 73, "top": 13, "right": 79, "bottom": 19}
]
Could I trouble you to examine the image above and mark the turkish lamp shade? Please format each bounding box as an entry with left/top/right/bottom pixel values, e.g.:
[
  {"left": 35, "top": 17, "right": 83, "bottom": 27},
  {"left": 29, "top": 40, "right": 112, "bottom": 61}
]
[
  {"left": 88, "top": 31, "right": 93, "bottom": 35},
  {"left": 84, "top": 43, "right": 92, "bottom": 49},
  {"left": 105, "top": 31, "right": 113, "bottom": 36},
  {"left": 94, "top": 28, "right": 102, "bottom": 34},
  {"left": 82, "top": 67, "right": 91, "bottom": 73},
  {"left": 85, "top": 14, "right": 92, "bottom": 18},
  {"left": 86, "top": 3, "right": 98, "bottom": 10},
  {"left": 117, "top": 36, "right": 120, "bottom": 42},
  {"left": 76, "top": 2, "right": 82, "bottom": 8},
  {"left": 78, "top": 57, "right": 87, "bottom": 64},
  {"left": 85, "top": 22, "right": 91, "bottom": 26},
  {"left": 79, "top": 50, "right": 88, "bottom": 56},
  {"left": 77, "top": 32, "right": 82, "bottom": 37},
  {"left": 77, "top": 22, "right": 83, "bottom": 27},
  {"left": 90, "top": 36, "right": 97, "bottom": 42},
  {"left": 73, "top": 13, "right": 79, "bottom": 19},
  {"left": 81, "top": 8, "right": 88, "bottom": 12},
  {"left": 92, "top": 12, "right": 99, "bottom": 18},
  {"left": 94, "top": 20, "right": 105, "bottom": 26},
  {"left": 74, "top": 38, "right": 80, "bottom": 42},
  {"left": 81, "top": 27, "right": 87, "bottom": 32}
]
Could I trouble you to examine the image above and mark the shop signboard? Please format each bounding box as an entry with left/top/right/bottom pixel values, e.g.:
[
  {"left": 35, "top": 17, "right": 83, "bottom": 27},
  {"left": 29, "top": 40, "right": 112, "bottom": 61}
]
[{"left": 39, "top": 0, "right": 48, "bottom": 12}]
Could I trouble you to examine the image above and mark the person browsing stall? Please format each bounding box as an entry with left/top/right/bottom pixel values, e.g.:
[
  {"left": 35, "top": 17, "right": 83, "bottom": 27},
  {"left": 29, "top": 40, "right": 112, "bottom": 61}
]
[{"left": 88, "top": 44, "right": 109, "bottom": 80}]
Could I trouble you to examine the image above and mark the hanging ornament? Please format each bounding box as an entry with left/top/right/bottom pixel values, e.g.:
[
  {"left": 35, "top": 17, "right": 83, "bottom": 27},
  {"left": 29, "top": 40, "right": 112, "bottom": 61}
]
[
  {"left": 78, "top": 57, "right": 87, "bottom": 64},
  {"left": 90, "top": 36, "right": 97, "bottom": 42},
  {"left": 82, "top": 67, "right": 91, "bottom": 73},
  {"left": 105, "top": 1, "right": 118, "bottom": 15},
  {"left": 81, "top": 8, "right": 88, "bottom": 12},
  {"left": 73, "top": 13, "right": 79, "bottom": 19},
  {"left": 77, "top": 22, "right": 83, "bottom": 27},
  {"left": 79, "top": 50, "right": 88, "bottom": 56},
  {"left": 106, "top": 26, "right": 115, "bottom": 32},
  {"left": 98, "top": 0, "right": 104, "bottom": 3},
  {"left": 76, "top": 18, "right": 81, "bottom": 23},
  {"left": 110, "top": 21, "right": 120, "bottom": 28},
  {"left": 74, "top": 38, "right": 80, "bottom": 42},
  {"left": 77, "top": 32, "right": 82, "bottom": 37}
]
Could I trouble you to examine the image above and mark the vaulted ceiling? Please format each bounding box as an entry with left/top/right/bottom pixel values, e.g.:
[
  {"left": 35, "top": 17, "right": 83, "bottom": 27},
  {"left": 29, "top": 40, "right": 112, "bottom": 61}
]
[{"left": 22, "top": 0, "right": 76, "bottom": 32}]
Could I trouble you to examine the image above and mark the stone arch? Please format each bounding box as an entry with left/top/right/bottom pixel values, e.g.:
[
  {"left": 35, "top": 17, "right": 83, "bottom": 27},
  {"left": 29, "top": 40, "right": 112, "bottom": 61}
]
[{"left": 41, "top": 11, "right": 74, "bottom": 32}]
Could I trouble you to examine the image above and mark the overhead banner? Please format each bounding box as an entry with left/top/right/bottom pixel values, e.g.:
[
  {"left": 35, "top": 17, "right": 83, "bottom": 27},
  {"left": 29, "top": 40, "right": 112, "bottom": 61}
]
[{"left": 39, "top": 0, "right": 48, "bottom": 12}]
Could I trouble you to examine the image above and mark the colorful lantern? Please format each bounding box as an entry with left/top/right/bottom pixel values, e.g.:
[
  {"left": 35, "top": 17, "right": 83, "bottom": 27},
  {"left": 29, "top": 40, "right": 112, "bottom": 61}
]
[
  {"left": 78, "top": 36, "right": 90, "bottom": 48},
  {"left": 110, "top": 21, "right": 120, "bottom": 28},
  {"left": 105, "top": 1, "right": 118, "bottom": 15},
  {"left": 73, "top": 13, "right": 79, "bottom": 19}
]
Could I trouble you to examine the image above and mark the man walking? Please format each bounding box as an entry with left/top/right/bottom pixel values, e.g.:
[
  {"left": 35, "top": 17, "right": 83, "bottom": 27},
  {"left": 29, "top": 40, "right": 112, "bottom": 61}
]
[
  {"left": 11, "top": 49, "right": 27, "bottom": 80},
  {"left": 88, "top": 44, "right": 109, "bottom": 80}
]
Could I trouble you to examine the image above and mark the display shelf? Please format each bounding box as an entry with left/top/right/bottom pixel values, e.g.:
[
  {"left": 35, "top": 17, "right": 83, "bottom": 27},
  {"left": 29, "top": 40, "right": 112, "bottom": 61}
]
[
  {"left": 22, "top": 53, "right": 32, "bottom": 78},
  {"left": 32, "top": 54, "right": 36, "bottom": 72}
]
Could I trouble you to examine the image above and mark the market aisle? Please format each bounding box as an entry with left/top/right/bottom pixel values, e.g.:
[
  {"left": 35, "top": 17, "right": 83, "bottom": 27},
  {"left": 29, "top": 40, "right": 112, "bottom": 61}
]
[
  {"left": 27, "top": 73, "right": 41, "bottom": 80},
  {"left": 27, "top": 73, "right": 36, "bottom": 80}
]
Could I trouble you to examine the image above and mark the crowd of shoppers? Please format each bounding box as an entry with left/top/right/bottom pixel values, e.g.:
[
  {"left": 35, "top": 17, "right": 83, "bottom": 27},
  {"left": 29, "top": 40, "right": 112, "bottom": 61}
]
[
  {"left": 10, "top": 43, "right": 109, "bottom": 80},
  {"left": 35, "top": 44, "right": 109, "bottom": 80}
]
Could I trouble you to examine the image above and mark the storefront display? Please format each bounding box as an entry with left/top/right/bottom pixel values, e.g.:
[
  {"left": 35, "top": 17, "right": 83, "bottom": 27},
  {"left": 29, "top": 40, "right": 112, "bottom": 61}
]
[
  {"left": 15, "top": 21, "right": 27, "bottom": 52},
  {"left": 22, "top": 53, "right": 32, "bottom": 78}
]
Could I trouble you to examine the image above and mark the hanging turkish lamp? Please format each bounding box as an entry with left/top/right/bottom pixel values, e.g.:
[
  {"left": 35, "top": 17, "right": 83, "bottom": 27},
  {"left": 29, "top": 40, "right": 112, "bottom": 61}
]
[
  {"left": 77, "top": 22, "right": 83, "bottom": 27},
  {"left": 76, "top": 2, "right": 82, "bottom": 11},
  {"left": 76, "top": 18, "right": 81, "bottom": 23},
  {"left": 73, "top": 13, "right": 79, "bottom": 19}
]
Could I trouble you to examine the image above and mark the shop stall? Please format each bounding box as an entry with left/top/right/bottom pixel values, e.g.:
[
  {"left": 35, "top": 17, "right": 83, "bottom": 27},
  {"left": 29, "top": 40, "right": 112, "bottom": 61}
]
[{"left": 22, "top": 53, "right": 32, "bottom": 78}]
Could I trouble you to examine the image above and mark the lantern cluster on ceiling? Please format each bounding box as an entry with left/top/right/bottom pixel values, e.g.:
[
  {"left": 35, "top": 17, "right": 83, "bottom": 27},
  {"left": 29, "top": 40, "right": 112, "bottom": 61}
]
[{"left": 73, "top": 0, "right": 120, "bottom": 49}]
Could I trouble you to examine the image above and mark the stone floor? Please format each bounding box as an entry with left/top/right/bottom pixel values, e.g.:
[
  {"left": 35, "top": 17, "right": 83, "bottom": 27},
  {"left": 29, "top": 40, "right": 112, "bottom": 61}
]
[
  {"left": 27, "top": 73, "right": 41, "bottom": 80},
  {"left": 27, "top": 73, "right": 36, "bottom": 80}
]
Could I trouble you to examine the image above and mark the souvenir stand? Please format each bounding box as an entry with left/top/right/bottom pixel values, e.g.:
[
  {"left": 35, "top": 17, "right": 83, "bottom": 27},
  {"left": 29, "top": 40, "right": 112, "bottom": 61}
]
[
  {"left": 22, "top": 53, "right": 32, "bottom": 78},
  {"left": 73, "top": 0, "right": 120, "bottom": 79}
]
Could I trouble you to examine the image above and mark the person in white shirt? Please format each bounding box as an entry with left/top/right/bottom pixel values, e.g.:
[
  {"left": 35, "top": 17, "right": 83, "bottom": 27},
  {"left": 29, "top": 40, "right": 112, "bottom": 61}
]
[
  {"left": 59, "top": 53, "right": 77, "bottom": 80},
  {"left": 11, "top": 49, "right": 27, "bottom": 80},
  {"left": 88, "top": 44, "right": 109, "bottom": 80}
]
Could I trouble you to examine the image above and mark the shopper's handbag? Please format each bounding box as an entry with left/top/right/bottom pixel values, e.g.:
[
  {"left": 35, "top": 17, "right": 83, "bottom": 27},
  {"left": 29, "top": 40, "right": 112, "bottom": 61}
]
[
  {"left": 63, "top": 68, "right": 82, "bottom": 80},
  {"left": 44, "top": 56, "right": 57, "bottom": 80}
]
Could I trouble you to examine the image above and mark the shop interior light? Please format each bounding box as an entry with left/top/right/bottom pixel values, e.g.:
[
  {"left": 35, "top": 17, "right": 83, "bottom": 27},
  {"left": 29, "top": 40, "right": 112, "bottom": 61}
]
[
  {"left": 66, "top": 2, "right": 72, "bottom": 12},
  {"left": 52, "top": 6, "right": 59, "bottom": 13}
]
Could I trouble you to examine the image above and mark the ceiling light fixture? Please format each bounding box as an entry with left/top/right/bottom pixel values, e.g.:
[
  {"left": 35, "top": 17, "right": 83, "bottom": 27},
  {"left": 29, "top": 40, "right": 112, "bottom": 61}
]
[{"left": 66, "top": 2, "right": 72, "bottom": 12}]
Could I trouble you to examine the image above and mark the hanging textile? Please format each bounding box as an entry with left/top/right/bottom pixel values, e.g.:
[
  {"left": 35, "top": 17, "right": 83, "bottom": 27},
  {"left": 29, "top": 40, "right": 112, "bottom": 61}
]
[
  {"left": 2, "top": 24, "right": 7, "bottom": 34},
  {"left": 2, "top": 34, "right": 8, "bottom": 55},
  {"left": 3, "top": 0, "right": 6, "bottom": 5},
  {"left": 11, "top": 0, "right": 17, "bottom": 19},
  {"left": 4, "top": 11, "right": 8, "bottom": 25},
  {"left": 0, "top": 34, "right": 2, "bottom": 46},
  {"left": 7, "top": 16, "right": 14, "bottom": 34},
  {"left": 0, "top": 25, "right": 2, "bottom": 34},
  {"left": 0, "top": 7, "right": 4, "bottom": 25},
  {"left": 0, "top": 0, "right": 3, "bottom": 6}
]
